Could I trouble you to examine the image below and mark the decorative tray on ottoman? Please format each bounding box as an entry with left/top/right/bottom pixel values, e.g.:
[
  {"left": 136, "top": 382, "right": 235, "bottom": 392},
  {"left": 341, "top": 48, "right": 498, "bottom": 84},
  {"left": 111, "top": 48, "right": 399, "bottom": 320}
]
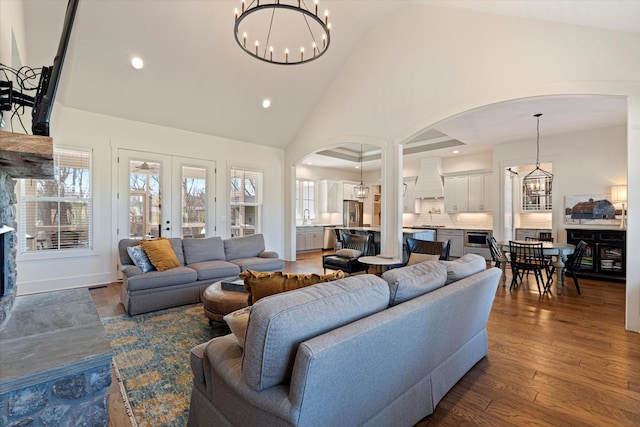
[{"left": 221, "top": 276, "right": 247, "bottom": 293}]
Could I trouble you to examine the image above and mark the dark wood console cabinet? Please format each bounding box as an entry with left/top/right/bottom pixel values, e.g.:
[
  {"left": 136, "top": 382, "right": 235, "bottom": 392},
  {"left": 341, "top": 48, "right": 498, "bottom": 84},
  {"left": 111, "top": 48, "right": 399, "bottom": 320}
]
[{"left": 566, "top": 229, "right": 625, "bottom": 282}]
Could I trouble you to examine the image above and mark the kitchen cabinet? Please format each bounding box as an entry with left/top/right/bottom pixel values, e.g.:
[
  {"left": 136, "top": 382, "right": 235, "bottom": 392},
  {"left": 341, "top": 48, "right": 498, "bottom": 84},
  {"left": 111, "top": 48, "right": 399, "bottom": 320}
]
[
  {"left": 296, "top": 226, "right": 324, "bottom": 252},
  {"left": 343, "top": 182, "right": 360, "bottom": 201},
  {"left": 436, "top": 229, "right": 464, "bottom": 258},
  {"left": 515, "top": 228, "right": 552, "bottom": 241},
  {"left": 402, "top": 177, "right": 419, "bottom": 213},
  {"left": 444, "top": 176, "right": 469, "bottom": 213},
  {"left": 320, "top": 180, "right": 342, "bottom": 213},
  {"left": 445, "top": 172, "right": 493, "bottom": 213},
  {"left": 468, "top": 173, "right": 493, "bottom": 212},
  {"left": 463, "top": 246, "right": 491, "bottom": 261}
]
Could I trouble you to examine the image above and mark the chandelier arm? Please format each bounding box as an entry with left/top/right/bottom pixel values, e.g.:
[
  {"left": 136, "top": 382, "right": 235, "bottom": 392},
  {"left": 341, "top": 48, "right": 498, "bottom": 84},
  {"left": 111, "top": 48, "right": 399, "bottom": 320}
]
[
  {"left": 263, "top": 7, "right": 276, "bottom": 60},
  {"left": 301, "top": 11, "right": 320, "bottom": 48}
]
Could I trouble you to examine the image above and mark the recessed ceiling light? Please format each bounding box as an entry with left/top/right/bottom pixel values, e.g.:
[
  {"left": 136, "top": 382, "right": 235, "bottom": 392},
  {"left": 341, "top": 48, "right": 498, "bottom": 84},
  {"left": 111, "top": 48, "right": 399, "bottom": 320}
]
[
  {"left": 452, "top": 150, "right": 460, "bottom": 154},
  {"left": 131, "top": 57, "right": 144, "bottom": 69},
  {"left": 262, "top": 99, "right": 271, "bottom": 109}
]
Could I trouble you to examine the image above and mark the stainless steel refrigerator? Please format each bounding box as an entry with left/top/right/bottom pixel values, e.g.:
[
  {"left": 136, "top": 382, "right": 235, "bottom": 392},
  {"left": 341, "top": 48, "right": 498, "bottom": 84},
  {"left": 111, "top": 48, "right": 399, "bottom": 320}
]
[{"left": 343, "top": 200, "right": 364, "bottom": 227}]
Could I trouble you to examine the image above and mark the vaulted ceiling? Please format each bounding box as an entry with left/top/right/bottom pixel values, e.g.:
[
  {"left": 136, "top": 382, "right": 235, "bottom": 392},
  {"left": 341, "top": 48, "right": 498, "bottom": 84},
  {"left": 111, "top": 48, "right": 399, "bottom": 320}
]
[{"left": 19, "top": 0, "right": 638, "bottom": 163}]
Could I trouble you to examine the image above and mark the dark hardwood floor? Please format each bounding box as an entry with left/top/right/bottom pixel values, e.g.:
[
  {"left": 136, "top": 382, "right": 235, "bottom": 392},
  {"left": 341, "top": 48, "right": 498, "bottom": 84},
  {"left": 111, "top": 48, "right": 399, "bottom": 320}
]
[{"left": 91, "top": 250, "right": 640, "bottom": 426}]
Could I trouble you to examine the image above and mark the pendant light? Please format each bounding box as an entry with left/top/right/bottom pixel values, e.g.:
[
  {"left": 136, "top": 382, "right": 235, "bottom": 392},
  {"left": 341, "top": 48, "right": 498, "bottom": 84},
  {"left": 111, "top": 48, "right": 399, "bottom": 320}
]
[
  {"left": 353, "top": 144, "right": 370, "bottom": 199},
  {"left": 523, "top": 113, "right": 553, "bottom": 202}
]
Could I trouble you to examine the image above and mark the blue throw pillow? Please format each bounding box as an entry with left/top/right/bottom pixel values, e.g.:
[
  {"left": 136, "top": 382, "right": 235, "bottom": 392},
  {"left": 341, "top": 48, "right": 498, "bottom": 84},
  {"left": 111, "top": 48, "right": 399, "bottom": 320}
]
[{"left": 127, "top": 245, "right": 155, "bottom": 273}]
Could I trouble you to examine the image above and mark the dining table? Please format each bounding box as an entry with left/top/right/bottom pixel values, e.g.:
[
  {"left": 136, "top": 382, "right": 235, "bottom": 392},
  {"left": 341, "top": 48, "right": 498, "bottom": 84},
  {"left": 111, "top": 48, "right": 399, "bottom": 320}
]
[{"left": 497, "top": 241, "right": 576, "bottom": 295}]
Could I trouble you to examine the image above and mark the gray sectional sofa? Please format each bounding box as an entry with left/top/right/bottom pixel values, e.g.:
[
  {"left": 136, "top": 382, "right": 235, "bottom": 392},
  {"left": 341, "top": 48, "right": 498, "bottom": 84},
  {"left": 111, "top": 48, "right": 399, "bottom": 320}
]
[
  {"left": 188, "top": 254, "right": 500, "bottom": 426},
  {"left": 118, "top": 234, "right": 284, "bottom": 315}
]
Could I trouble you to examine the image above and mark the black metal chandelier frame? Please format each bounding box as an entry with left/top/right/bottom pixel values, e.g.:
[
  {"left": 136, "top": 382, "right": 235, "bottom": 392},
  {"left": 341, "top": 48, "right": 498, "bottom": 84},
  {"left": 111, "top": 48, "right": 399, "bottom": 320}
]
[
  {"left": 523, "top": 113, "right": 553, "bottom": 197},
  {"left": 234, "top": 0, "right": 331, "bottom": 65}
]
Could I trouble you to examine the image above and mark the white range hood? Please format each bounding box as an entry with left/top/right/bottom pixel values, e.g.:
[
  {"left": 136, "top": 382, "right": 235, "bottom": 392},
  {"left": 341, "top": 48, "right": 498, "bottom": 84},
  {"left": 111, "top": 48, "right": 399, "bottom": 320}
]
[{"left": 414, "top": 157, "right": 444, "bottom": 199}]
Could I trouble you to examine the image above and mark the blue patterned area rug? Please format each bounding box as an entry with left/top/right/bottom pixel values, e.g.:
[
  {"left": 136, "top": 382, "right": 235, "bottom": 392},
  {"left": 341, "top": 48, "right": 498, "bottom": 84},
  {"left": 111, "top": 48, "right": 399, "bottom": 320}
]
[{"left": 102, "top": 304, "right": 230, "bottom": 426}]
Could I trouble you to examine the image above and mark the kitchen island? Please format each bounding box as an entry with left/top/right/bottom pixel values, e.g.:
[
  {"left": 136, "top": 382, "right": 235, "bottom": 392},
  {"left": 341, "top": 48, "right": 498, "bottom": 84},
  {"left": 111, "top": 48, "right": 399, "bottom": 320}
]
[{"left": 330, "top": 226, "right": 436, "bottom": 258}]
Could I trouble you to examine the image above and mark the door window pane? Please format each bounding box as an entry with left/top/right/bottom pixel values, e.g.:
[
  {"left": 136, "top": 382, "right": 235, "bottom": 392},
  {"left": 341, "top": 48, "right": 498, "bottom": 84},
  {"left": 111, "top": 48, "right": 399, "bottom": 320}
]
[
  {"left": 129, "top": 160, "right": 161, "bottom": 238},
  {"left": 182, "top": 166, "right": 206, "bottom": 238}
]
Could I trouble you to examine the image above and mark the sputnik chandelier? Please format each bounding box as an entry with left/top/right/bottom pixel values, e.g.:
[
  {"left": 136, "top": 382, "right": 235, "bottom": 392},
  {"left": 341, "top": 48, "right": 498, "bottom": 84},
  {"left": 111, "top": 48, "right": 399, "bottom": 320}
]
[{"left": 234, "top": 0, "right": 332, "bottom": 65}]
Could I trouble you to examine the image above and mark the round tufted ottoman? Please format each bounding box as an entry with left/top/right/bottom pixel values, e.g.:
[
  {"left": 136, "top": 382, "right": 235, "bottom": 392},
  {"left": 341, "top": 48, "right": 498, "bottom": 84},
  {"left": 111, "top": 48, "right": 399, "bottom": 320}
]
[{"left": 202, "top": 282, "right": 250, "bottom": 324}]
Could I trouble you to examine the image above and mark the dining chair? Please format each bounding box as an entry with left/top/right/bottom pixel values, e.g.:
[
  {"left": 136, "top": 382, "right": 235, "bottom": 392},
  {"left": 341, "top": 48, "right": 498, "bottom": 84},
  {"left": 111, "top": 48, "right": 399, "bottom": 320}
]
[
  {"left": 509, "top": 240, "right": 550, "bottom": 295},
  {"left": 524, "top": 236, "right": 554, "bottom": 282},
  {"left": 487, "top": 236, "right": 506, "bottom": 268},
  {"left": 547, "top": 240, "right": 587, "bottom": 295}
]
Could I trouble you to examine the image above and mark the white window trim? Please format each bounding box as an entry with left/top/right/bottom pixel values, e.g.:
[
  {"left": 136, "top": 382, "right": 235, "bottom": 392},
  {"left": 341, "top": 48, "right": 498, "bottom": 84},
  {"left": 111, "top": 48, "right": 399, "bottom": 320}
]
[{"left": 18, "top": 145, "right": 94, "bottom": 258}]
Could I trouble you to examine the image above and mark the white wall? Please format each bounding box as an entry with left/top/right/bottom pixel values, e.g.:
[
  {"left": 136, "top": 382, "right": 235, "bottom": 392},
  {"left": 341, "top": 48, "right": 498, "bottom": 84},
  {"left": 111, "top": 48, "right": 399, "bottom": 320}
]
[
  {"left": 493, "top": 125, "right": 627, "bottom": 242},
  {"left": 0, "top": 0, "right": 26, "bottom": 66},
  {"left": 16, "top": 107, "right": 285, "bottom": 294}
]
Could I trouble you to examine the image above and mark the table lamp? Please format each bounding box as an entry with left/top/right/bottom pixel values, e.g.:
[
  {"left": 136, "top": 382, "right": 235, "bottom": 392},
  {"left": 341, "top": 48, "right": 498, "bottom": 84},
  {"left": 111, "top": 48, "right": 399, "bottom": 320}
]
[{"left": 611, "top": 185, "right": 627, "bottom": 230}]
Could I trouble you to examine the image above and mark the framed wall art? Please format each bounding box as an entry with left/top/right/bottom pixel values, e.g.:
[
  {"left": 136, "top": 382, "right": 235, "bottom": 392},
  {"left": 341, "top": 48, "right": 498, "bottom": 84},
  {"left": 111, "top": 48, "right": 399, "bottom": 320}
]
[{"left": 564, "top": 194, "right": 622, "bottom": 225}]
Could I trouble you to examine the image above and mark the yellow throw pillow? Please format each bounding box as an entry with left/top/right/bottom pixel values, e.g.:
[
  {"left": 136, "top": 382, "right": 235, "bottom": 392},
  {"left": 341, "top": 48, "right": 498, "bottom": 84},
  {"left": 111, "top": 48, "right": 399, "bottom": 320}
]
[
  {"left": 240, "top": 270, "right": 345, "bottom": 304},
  {"left": 407, "top": 252, "right": 440, "bottom": 266},
  {"left": 140, "top": 238, "right": 180, "bottom": 272}
]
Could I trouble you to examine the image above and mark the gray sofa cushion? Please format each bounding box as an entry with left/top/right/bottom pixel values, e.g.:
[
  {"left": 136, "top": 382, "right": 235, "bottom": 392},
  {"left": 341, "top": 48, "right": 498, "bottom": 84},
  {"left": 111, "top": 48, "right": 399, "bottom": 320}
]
[
  {"left": 118, "top": 237, "right": 185, "bottom": 266},
  {"left": 230, "top": 257, "right": 285, "bottom": 272},
  {"left": 183, "top": 237, "right": 226, "bottom": 264},
  {"left": 439, "top": 254, "right": 487, "bottom": 284},
  {"left": 224, "top": 234, "right": 265, "bottom": 261},
  {"left": 168, "top": 238, "right": 186, "bottom": 265},
  {"left": 118, "top": 238, "right": 142, "bottom": 266},
  {"left": 242, "top": 274, "right": 390, "bottom": 391},
  {"left": 382, "top": 261, "right": 447, "bottom": 306},
  {"left": 126, "top": 266, "right": 198, "bottom": 292},
  {"left": 188, "top": 260, "right": 241, "bottom": 281}
]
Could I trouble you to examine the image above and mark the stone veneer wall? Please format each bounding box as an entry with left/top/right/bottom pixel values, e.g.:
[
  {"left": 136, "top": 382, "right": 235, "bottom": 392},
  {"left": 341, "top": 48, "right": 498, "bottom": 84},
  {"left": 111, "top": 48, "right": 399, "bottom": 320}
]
[
  {"left": 1, "top": 365, "right": 111, "bottom": 426},
  {"left": 0, "top": 169, "right": 17, "bottom": 326},
  {"left": 0, "top": 289, "right": 113, "bottom": 427}
]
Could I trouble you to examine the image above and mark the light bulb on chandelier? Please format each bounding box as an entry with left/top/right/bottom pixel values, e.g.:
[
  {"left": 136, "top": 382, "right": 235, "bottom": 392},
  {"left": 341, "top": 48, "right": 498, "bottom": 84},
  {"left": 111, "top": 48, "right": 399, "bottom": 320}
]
[{"left": 234, "top": 0, "right": 331, "bottom": 65}]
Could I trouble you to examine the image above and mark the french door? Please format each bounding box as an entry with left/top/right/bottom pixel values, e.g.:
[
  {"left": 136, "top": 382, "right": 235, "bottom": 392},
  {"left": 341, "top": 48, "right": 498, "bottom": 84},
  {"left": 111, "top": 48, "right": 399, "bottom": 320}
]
[{"left": 117, "top": 149, "right": 216, "bottom": 240}]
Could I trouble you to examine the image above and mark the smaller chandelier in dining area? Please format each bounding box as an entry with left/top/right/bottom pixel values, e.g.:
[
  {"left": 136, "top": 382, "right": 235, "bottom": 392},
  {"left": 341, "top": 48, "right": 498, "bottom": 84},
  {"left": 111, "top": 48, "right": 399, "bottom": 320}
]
[
  {"left": 234, "top": 0, "right": 332, "bottom": 65},
  {"left": 523, "top": 113, "right": 553, "bottom": 199},
  {"left": 354, "top": 144, "right": 370, "bottom": 199}
]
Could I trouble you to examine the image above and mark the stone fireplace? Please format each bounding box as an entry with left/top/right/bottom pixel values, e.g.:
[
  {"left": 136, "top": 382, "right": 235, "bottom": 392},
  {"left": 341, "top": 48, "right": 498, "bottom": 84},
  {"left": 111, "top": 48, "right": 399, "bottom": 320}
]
[
  {"left": 0, "top": 184, "right": 16, "bottom": 326},
  {"left": 0, "top": 132, "right": 112, "bottom": 426}
]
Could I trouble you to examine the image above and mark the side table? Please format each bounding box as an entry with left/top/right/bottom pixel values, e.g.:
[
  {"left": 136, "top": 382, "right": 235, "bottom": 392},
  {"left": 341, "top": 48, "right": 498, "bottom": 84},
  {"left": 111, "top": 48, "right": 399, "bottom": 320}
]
[{"left": 358, "top": 255, "right": 404, "bottom": 275}]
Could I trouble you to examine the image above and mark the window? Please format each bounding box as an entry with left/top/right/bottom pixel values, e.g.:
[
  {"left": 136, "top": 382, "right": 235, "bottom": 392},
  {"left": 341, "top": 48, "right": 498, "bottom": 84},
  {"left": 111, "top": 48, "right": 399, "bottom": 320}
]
[
  {"left": 21, "top": 147, "right": 92, "bottom": 252},
  {"left": 296, "top": 179, "right": 316, "bottom": 222},
  {"left": 230, "top": 168, "right": 262, "bottom": 237}
]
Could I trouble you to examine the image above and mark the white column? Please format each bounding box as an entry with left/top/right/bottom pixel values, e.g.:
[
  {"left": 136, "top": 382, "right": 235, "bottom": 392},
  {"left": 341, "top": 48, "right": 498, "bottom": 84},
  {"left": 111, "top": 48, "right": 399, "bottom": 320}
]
[
  {"left": 626, "top": 95, "right": 640, "bottom": 332},
  {"left": 380, "top": 141, "right": 403, "bottom": 259}
]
